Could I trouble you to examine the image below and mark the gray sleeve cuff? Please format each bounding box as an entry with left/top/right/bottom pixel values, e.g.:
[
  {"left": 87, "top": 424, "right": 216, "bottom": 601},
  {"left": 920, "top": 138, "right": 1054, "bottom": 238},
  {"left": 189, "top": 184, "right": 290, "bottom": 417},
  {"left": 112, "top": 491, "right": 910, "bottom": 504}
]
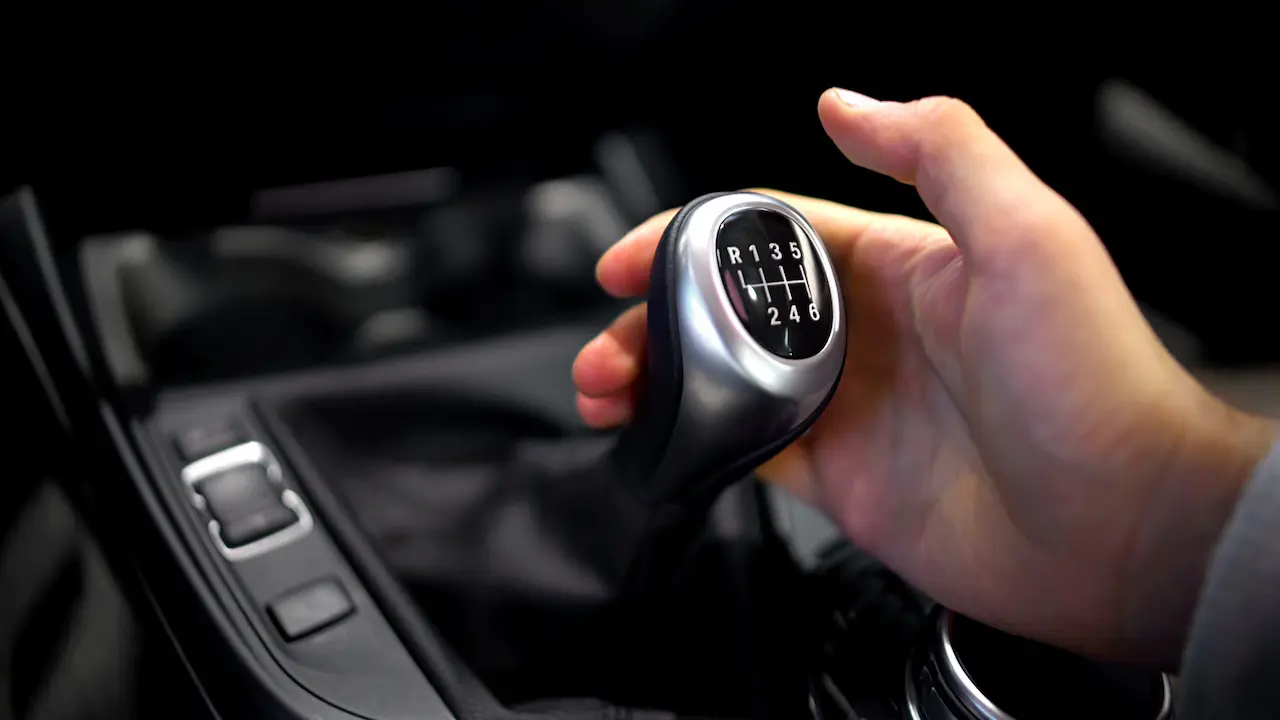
[{"left": 1178, "top": 438, "right": 1280, "bottom": 717}]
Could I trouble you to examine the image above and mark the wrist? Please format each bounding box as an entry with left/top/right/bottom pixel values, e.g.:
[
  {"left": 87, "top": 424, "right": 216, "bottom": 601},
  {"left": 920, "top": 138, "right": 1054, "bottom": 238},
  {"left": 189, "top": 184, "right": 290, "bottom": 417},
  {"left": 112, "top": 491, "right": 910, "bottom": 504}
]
[{"left": 1119, "top": 384, "right": 1277, "bottom": 668}]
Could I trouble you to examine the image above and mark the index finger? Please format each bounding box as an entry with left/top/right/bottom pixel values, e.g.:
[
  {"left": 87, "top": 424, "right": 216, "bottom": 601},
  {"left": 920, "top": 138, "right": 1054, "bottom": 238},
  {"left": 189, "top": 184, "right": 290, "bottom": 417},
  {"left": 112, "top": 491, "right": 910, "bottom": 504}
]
[
  {"left": 595, "top": 189, "right": 889, "bottom": 299},
  {"left": 817, "top": 92, "right": 1092, "bottom": 270}
]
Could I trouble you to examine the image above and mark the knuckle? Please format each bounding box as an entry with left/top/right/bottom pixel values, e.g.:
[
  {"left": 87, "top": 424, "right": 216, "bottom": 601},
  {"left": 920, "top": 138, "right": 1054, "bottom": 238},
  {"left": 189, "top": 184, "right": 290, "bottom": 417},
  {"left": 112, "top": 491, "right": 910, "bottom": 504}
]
[
  {"left": 908, "top": 97, "right": 987, "bottom": 187},
  {"left": 913, "top": 96, "right": 983, "bottom": 130},
  {"left": 914, "top": 98, "right": 991, "bottom": 165}
]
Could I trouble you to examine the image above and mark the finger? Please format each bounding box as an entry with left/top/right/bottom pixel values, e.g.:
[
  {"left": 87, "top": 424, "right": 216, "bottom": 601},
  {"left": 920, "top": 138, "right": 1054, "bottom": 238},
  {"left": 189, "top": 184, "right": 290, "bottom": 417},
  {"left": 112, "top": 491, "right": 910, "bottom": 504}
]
[
  {"left": 596, "top": 209, "right": 677, "bottom": 298},
  {"left": 572, "top": 304, "right": 647, "bottom": 397},
  {"left": 817, "top": 89, "right": 1089, "bottom": 269},
  {"left": 576, "top": 392, "right": 634, "bottom": 429},
  {"left": 596, "top": 190, "right": 888, "bottom": 299},
  {"left": 754, "top": 444, "right": 820, "bottom": 508}
]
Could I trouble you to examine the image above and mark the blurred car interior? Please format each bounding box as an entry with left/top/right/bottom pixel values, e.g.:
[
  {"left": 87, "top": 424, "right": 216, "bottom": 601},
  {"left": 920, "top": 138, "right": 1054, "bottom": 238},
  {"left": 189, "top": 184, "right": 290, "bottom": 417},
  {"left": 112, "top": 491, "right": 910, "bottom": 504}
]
[{"left": 0, "top": 16, "right": 1274, "bottom": 719}]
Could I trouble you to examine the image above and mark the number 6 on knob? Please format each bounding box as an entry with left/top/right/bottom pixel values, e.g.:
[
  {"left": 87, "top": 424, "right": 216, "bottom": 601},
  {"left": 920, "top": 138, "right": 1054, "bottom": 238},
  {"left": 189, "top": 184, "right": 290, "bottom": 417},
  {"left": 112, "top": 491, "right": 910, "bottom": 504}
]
[{"left": 605, "top": 191, "right": 847, "bottom": 521}]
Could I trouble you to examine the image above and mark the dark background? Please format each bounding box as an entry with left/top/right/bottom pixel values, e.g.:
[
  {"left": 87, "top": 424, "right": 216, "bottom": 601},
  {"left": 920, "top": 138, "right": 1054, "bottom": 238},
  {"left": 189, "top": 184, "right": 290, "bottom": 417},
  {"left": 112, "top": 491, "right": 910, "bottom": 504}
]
[{"left": 5, "top": 9, "right": 1275, "bottom": 365}]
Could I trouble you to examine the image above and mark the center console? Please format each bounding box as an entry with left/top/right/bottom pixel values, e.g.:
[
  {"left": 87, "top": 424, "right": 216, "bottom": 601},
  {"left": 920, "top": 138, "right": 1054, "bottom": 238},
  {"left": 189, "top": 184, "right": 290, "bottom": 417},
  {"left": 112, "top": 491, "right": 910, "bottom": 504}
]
[
  {"left": 138, "top": 322, "right": 812, "bottom": 718},
  {"left": 1, "top": 162, "right": 1176, "bottom": 719}
]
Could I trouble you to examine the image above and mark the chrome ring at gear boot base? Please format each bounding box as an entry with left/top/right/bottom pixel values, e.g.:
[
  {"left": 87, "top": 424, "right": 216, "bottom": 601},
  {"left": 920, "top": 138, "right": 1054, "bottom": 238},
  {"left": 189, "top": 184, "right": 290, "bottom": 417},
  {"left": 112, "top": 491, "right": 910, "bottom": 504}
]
[{"left": 904, "top": 608, "right": 1172, "bottom": 720}]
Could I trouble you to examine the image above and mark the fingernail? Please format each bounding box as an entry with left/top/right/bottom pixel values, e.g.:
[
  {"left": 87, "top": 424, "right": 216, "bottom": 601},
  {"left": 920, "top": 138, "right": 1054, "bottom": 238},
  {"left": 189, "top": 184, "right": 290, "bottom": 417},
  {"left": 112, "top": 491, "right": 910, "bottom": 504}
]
[{"left": 832, "top": 87, "right": 880, "bottom": 108}]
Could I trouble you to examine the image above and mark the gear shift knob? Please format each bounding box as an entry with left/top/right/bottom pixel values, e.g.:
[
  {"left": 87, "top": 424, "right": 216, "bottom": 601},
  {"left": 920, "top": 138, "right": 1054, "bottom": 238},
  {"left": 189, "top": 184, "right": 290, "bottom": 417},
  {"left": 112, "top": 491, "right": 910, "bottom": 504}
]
[
  {"left": 362, "top": 195, "right": 843, "bottom": 710},
  {"left": 608, "top": 191, "right": 847, "bottom": 514}
]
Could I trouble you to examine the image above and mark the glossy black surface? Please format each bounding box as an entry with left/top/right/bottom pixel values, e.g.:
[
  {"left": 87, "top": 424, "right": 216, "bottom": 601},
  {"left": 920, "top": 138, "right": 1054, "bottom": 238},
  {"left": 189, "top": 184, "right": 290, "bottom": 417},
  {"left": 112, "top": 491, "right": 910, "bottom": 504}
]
[
  {"left": 269, "top": 579, "right": 356, "bottom": 641},
  {"left": 715, "top": 209, "right": 834, "bottom": 359},
  {"left": 947, "top": 613, "right": 1167, "bottom": 719},
  {"left": 196, "top": 465, "right": 297, "bottom": 548}
]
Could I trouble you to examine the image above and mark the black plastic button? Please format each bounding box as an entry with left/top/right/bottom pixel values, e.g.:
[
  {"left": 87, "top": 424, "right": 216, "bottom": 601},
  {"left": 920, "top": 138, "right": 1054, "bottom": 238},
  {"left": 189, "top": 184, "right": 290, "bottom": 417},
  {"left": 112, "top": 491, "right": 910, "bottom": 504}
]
[
  {"left": 269, "top": 579, "right": 355, "bottom": 641},
  {"left": 715, "top": 209, "right": 834, "bottom": 359},
  {"left": 197, "top": 465, "right": 297, "bottom": 548},
  {"left": 174, "top": 420, "right": 249, "bottom": 462},
  {"left": 219, "top": 504, "right": 298, "bottom": 549}
]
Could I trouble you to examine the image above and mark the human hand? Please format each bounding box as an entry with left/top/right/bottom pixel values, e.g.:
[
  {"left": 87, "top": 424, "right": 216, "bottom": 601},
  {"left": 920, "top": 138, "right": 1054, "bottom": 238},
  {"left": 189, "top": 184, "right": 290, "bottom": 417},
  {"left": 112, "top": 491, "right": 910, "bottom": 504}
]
[{"left": 573, "top": 89, "right": 1277, "bottom": 667}]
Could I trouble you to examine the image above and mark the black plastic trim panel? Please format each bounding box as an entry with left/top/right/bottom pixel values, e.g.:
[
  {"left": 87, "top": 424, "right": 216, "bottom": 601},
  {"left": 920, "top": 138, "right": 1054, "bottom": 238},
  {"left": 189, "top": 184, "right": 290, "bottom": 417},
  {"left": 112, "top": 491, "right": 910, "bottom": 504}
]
[
  {"left": 0, "top": 187, "right": 450, "bottom": 720},
  {"left": 139, "top": 398, "right": 454, "bottom": 720}
]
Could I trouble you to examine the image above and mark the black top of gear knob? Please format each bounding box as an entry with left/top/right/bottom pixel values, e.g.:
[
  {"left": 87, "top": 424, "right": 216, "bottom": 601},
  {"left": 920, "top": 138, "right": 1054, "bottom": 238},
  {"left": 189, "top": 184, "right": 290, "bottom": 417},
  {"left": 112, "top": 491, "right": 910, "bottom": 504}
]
[{"left": 715, "top": 209, "right": 834, "bottom": 359}]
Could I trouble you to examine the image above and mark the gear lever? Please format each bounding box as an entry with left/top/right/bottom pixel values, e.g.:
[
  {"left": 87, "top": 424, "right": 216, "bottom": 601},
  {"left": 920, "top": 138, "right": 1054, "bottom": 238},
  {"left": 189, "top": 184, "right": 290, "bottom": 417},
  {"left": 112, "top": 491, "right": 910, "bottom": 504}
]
[
  {"left": 598, "top": 190, "right": 847, "bottom": 590},
  {"left": 608, "top": 191, "right": 846, "bottom": 515},
  {"left": 321, "top": 191, "right": 847, "bottom": 711}
]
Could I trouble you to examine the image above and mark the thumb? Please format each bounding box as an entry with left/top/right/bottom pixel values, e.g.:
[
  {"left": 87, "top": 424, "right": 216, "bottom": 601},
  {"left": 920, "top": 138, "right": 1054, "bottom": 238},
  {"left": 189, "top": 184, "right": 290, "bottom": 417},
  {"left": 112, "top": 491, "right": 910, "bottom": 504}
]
[{"left": 818, "top": 89, "right": 1090, "bottom": 271}]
